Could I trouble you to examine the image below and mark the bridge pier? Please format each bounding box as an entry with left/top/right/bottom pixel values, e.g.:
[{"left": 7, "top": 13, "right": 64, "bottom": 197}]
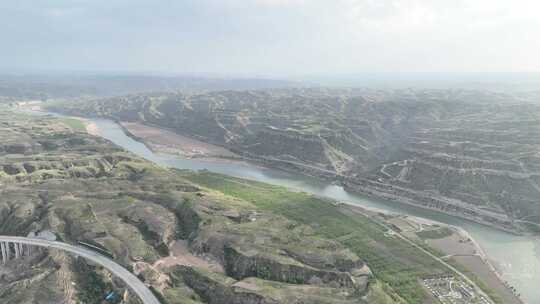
[
  {"left": 14, "top": 242, "right": 20, "bottom": 258},
  {"left": 1, "top": 242, "right": 6, "bottom": 264},
  {"left": 0, "top": 242, "right": 35, "bottom": 264}
]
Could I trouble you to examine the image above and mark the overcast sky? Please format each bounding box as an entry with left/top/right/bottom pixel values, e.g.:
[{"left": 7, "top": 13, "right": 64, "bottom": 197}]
[{"left": 2, "top": 0, "right": 539, "bottom": 78}]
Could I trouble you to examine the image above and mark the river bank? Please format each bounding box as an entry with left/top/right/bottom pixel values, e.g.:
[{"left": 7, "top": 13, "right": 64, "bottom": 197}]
[
  {"left": 343, "top": 203, "right": 524, "bottom": 304},
  {"left": 103, "top": 117, "right": 525, "bottom": 304},
  {"left": 118, "top": 118, "right": 523, "bottom": 236},
  {"left": 20, "top": 106, "right": 538, "bottom": 303},
  {"left": 119, "top": 121, "right": 237, "bottom": 159}
]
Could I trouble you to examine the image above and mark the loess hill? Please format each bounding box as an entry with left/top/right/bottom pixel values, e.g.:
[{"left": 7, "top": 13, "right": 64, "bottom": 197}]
[
  {"left": 0, "top": 109, "right": 434, "bottom": 303},
  {"left": 51, "top": 88, "right": 540, "bottom": 233}
]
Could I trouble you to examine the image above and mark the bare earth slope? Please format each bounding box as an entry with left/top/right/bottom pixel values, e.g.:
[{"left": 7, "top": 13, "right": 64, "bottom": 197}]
[
  {"left": 0, "top": 108, "right": 413, "bottom": 303},
  {"left": 50, "top": 88, "right": 540, "bottom": 233}
]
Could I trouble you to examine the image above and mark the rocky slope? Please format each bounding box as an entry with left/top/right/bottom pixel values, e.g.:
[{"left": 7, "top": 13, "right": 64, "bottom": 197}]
[
  {"left": 0, "top": 109, "right": 410, "bottom": 303},
  {"left": 50, "top": 88, "right": 540, "bottom": 233}
]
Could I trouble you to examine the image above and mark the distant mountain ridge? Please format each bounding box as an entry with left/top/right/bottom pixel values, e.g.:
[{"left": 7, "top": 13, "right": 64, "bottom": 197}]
[{"left": 0, "top": 74, "right": 300, "bottom": 100}]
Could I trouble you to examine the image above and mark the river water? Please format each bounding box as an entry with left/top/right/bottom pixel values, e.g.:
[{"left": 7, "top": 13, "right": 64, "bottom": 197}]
[{"left": 55, "top": 115, "right": 540, "bottom": 303}]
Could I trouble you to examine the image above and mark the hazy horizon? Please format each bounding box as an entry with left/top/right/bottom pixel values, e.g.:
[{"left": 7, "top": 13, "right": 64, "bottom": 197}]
[
  {"left": 2, "top": 0, "right": 540, "bottom": 79},
  {"left": 2, "top": 70, "right": 540, "bottom": 92}
]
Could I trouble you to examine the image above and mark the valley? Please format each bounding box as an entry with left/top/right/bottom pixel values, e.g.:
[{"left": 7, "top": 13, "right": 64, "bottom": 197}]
[
  {"left": 84, "top": 109, "right": 535, "bottom": 304},
  {"left": 6, "top": 86, "right": 540, "bottom": 303},
  {"left": 3, "top": 1, "right": 539, "bottom": 303},
  {"left": 48, "top": 88, "right": 540, "bottom": 235},
  {"left": 0, "top": 106, "right": 475, "bottom": 304}
]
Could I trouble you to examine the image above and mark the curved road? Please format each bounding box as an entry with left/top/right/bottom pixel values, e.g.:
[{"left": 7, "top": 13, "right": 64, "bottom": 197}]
[{"left": 0, "top": 236, "right": 160, "bottom": 304}]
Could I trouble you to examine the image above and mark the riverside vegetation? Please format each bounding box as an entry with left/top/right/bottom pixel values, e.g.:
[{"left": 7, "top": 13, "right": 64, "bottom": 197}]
[
  {"left": 50, "top": 88, "right": 540, "bottom": 234},
  {"left": 7, "top": 75, "right": 536, "bottom": 304},
  {"left": 0, "top": 107, "right": 449, "bottom": 303}
]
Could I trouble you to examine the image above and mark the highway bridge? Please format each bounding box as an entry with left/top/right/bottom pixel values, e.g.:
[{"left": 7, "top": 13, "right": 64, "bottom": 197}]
[{"left": 0, "top": 236, "right": 160, "bottom": 304}]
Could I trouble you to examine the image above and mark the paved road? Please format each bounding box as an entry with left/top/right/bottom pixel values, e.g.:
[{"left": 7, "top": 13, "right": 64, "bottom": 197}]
[
  {"left": 0, "top": 236, "right": 160, "bottom": 304},
  {"left": 392, "top": 232, "right": 494, "bottom": 302},
  {"left": 362, "top": 218, "right": 496, "bottom": 303},
  {"left": 340, "top": 204, "right": 496, "bottom": 303}
]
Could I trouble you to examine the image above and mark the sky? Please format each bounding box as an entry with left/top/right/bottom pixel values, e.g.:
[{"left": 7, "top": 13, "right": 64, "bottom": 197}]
[{"left": 2, "top": 0, "right": 540, "bottom": 78}]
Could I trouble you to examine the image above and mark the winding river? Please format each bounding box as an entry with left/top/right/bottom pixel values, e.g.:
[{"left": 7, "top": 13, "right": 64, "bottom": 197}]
[
  {"left": 24, "top": 107, "right": 538, "bottom": 303},
  {"left": 87, "top": 118, "right": 540, "bottom": 303}
]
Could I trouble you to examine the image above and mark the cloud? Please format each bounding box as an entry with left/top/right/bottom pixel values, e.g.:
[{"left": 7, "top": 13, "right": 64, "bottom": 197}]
[
  {"left": 0, "top": 0, "right": 539, "bottom": 75},
  {"left": 254, "top": 0, "right": 306, "bottom": 6},
  {"left": 45, "top": 7, "right": 85, "bottom": 18}
]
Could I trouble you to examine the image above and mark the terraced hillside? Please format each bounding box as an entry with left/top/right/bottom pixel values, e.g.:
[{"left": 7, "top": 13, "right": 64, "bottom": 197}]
[
  {"left": 50, "top": 88, "right": 540, "bottom": 233},
  {"left": 0, "top": 109, "right": 428, "bottom": 303}
]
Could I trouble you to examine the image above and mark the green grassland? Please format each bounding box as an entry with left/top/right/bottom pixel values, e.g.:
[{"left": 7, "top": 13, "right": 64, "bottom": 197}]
[
  {"left": 0, "top": 109, "right": 399, "bottom": 303},
  {"left": 0, "top": 107, "right": 504, "bottom": 304},
  {"left": 178, "top": 170, "right": 449, "bottom": 303},
  {"left": 58, "top": 117, "right": 86, "bottom": 131},
  {"left": 416, "top": 227, "right": 453, "bottom": 240}
]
